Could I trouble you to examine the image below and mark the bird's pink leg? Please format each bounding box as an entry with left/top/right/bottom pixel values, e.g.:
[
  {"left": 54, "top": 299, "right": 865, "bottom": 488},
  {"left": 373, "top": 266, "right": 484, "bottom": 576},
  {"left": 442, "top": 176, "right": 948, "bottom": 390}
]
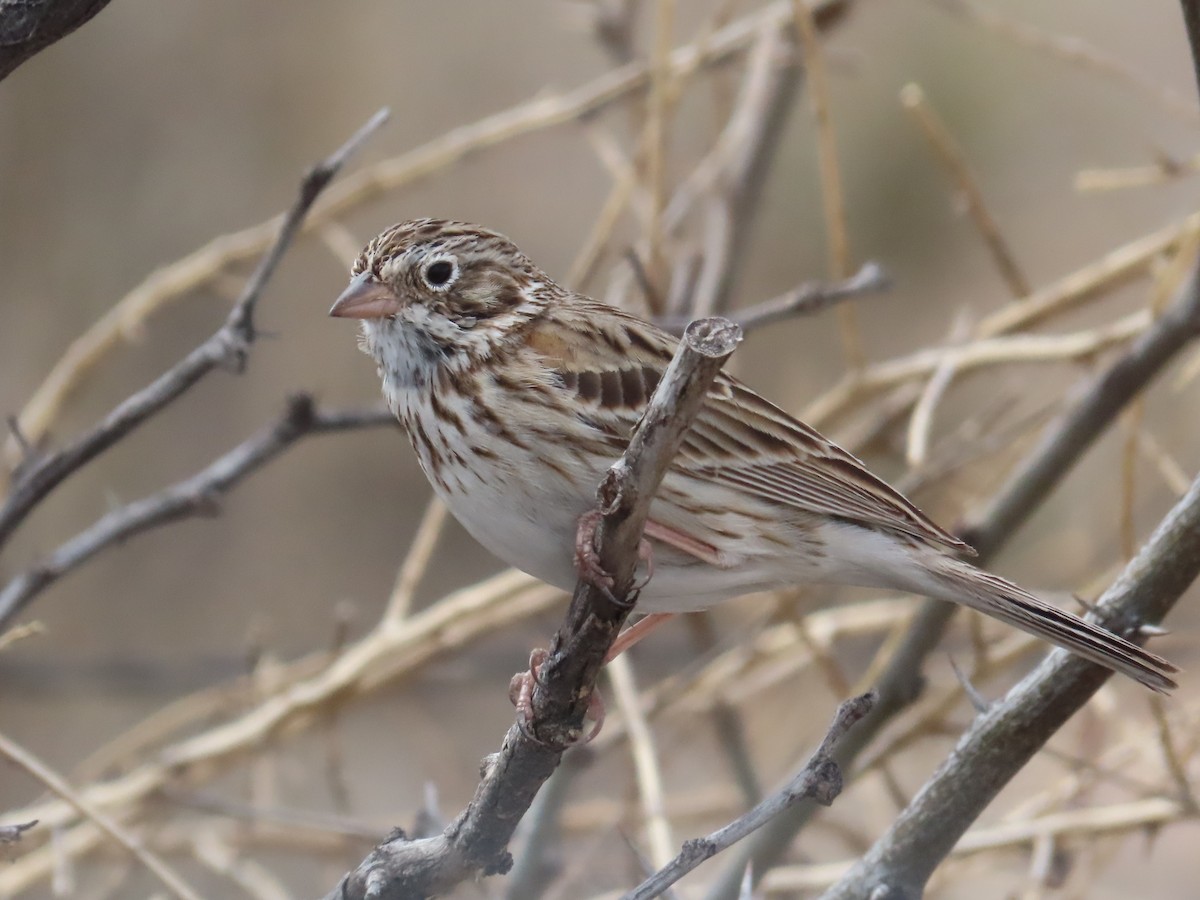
[
  {"left": 605, "top": 612, "right": 675, "bottom": 662},
  {"left": 643, "top": 519, "right": 723, "bottom": 566},
  {"left": 534, "top": 512, "right": 715, "bottom": 741}
]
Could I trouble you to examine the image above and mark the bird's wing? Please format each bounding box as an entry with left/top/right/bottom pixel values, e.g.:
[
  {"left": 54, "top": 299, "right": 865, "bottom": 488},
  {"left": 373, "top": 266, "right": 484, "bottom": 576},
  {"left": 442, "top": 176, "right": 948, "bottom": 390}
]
[{"left": 525, "top": 305, "right": 972, "bottom": 554}]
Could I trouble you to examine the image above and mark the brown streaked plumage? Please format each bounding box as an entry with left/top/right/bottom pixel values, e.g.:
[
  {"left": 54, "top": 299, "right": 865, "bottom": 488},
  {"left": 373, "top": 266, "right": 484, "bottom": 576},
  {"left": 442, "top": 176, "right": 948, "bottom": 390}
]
[{"left": 329, "top": 218, "right": 1178, "bottom": 693}]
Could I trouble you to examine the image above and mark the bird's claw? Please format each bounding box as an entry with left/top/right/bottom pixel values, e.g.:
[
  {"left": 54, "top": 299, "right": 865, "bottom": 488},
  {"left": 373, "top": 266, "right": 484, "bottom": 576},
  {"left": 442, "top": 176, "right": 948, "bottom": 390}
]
[
  {"left": 574, "top": 510, "right": 656, "bottom": 600},
  {"left": 509, "top": 647, "right": 606, "bottom": 745}
]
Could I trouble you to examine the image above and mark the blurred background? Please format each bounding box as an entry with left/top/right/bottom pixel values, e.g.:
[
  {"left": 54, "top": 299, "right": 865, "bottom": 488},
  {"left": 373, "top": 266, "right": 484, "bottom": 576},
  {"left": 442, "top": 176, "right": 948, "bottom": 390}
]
[{"left": 1, "top": 1, "right": 1199, "bottom": 897}]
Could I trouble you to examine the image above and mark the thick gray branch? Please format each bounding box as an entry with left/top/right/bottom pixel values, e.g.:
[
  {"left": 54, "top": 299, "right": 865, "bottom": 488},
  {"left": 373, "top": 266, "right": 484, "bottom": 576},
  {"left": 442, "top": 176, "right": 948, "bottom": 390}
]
[
  {"left": 822, "top": 469, "right": 1200, "bottom": 900},
  {"left": 705, "top": 257, "right": 1200, "bottom": 900},
  {"left": 323, "top": 318, "right": 742, "bottom": 900}
]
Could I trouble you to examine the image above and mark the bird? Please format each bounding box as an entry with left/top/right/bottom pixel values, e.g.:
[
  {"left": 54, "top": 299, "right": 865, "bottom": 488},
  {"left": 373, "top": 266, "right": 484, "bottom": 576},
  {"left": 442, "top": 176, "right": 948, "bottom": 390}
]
[{"left": 329, "top": 218, "right": 1177, "bottom": 694}]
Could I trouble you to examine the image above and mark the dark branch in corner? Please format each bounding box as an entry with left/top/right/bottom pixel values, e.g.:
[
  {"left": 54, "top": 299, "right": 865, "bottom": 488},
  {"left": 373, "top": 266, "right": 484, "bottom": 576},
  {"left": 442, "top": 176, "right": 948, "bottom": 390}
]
[
  {"left": 822, "top": 469, "right": 1200, "bottom": 900},
  {"left": 1179, "top": 0, "right": 1200, "bottom": 100},
  {"left": 0, "top": 0, "right": 112, "bottom": 82},
  {"left": 705, "top": 252, "right": 1200, "bottom": 900},
  {"left": 0, "top": 398, "right": 397, "bottom": 628},
  {"left": 0, "top": 108, "right": 389, "bottom": 559},
  {"left": 626, "top": 691, "right": 876, "bottom": 900},
  {"left": 323, "top": 317, "right": 743, "bottom": 900}
]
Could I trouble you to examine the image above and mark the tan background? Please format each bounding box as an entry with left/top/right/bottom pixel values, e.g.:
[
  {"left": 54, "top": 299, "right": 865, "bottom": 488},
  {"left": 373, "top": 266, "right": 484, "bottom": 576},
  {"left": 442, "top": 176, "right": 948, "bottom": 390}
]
[{"left": 1, "top": 1, "right": 1198, "bottom": 897}]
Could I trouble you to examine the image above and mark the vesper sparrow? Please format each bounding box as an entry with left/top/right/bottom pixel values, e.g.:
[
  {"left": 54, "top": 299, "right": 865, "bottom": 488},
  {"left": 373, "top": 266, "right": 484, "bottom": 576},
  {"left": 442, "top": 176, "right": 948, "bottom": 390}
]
[{"left": 329, "top": 219, "right": 1176, "bottom": 693}]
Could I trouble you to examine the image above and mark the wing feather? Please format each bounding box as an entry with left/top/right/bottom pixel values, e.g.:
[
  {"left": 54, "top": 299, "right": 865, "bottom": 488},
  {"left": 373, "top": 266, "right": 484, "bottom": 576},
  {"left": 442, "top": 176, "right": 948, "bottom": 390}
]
[{"left": 523, "top": 305, "right": 971, "bottom": 554}]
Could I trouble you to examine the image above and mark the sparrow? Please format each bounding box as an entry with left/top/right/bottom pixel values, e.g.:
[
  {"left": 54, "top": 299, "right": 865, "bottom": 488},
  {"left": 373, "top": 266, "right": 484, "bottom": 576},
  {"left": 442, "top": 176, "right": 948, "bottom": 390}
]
[{"left": 329, "top": 218, "right": 1177, "bottom": 693}]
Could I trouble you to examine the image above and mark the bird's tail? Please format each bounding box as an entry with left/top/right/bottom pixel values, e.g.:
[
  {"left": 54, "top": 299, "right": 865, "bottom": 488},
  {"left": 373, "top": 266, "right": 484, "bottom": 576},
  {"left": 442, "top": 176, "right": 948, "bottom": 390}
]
[{"left": 906, "top": 554, "right": 1177, "bottom": 693}]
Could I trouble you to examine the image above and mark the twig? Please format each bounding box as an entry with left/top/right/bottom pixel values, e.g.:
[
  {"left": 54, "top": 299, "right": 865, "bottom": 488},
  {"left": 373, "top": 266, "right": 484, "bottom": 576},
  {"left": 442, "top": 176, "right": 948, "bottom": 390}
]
[
  {"left": 762, "top": 797, "right": 1192, "bottom": 891},
  {"left": 323, "top": 318, "right": 741, "bottom": 899},
  {"left": 931, "top": 0, "right": 1199, "bottom": 120},
  {"left": 0, "top": 109, "right": 389, "bottom": 556},
  {"left": 1075, "top": 152, "right": 1200, "bottom": 193},
  {"left": 791, "top": 0, "right": 863, "bottom": 368},
  {"left": 687, "top": 18, "right": 804, "bottom": 317},
  {"left": 608, "top": 654, "right": 674, "bottom": 869},
  {"left": 382, "top": 498, "right": 449, "bottom": 624},
  {"left": 1182, "top": 0, "right": 1200, "bottom": 99},
  {"left": 4, "top": 0, "right": 850, "bottom": 478},
  {"left": 820, "top": 469, "right": 1200, "bottom": 900},
  {"left": 901, "top": 83, "right": 1030, "bottom": 298},
  {"left": 504, "top": 750, "right": 593, "bottom": 900},
  {"left": 804, "top": 310, "right": 1150, "bottom": 428},
  {"left": 978, "top": 211, "right": 1200, "bottom": 338},
  {"left": 659, "top": 262, "right": 889, "bottom": 336},
  {"left": 642, "top": 0, "right": 677, "bottom": 309},
  {"left": 0, "top": 819, "right": 37, "bottom": 844},
  {"left": 0, "top": 730, "right": 202, "bottom": 900},
  {"left": 905, "top": 311, "right": 972, "bottom": 467},
  {"left": 624, "top": 691, "right": 876, "bottom": 900},
  {"left": 0, "top": 399, "right": 397, "bottom": 629},
  {"left": 0, "top": 0, "right": 113, "bottom": 81}
]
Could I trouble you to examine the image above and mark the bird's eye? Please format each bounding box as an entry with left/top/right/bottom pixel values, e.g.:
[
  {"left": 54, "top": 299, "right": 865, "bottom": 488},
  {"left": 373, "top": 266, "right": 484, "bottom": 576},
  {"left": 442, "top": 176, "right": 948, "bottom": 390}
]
[{"left": 423, "top": 259, "right": 456, "bottom": 288}]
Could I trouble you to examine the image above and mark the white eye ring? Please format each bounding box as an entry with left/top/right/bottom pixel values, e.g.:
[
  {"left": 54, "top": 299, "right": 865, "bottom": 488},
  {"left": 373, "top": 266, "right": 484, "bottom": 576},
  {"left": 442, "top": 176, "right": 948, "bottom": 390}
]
[{"left": 421, "top": 256, "right": 459, "bottom": 291}]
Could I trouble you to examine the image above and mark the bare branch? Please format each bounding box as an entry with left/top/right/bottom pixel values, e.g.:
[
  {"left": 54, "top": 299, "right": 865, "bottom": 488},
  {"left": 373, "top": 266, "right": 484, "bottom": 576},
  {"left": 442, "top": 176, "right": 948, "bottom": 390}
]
[
  {"left": 323, "top": 317, "right": 741, "bottom": 900},
  {"left": 658, "top": 262, "right": 889, "bottom": 336},
  {"left": 0, "top": 398, "right": 397, "bottom": 629},
  {"left": 0, "top": 0, "right": 112, "bottom": 82},
  {"left": 3, "top": 0, "right": 852, "bottom": 474},
  {"left": 687, "top": 19, "right": 804, "bottom": 317},
  {"left": 0, "top": 109, "right": 389, "bottom": 557},
  {"left": 821, "top": 469, "right": 1200, "bottom": 900},
  {"left": 626, "top": 691, "right": 875, "bottom": 900},
  {"left": 703, "top": 255, "right": 1200, "bottom": 900}
]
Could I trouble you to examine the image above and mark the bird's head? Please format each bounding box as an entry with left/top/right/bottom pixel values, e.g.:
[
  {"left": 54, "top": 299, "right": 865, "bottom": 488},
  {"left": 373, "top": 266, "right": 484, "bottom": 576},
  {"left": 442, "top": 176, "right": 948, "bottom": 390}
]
[{"left": 330, "top": 219, "right": 552, "bottom": 383}]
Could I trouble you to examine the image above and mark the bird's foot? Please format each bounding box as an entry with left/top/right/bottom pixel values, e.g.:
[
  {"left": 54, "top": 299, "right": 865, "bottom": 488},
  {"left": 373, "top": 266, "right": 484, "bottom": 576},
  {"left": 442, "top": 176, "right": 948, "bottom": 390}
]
[
  {"left": 509, "top": 648, "right": 606, "bottom": 744},
  {"left": 574, "top": 510, "right": 655, "bottom": 599}
]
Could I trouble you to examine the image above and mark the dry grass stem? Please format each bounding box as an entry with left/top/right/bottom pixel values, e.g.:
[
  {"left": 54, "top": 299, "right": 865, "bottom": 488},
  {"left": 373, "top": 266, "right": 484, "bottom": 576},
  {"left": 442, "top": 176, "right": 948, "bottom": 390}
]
[
  {"left": 1076, "top": 153, "right": 1200, "bottom": 192},
  {"left": 978, "top": 212, "right": 1200, "bottom": 337},
  {"left": 607, "top": 655, "right": 676, "bottom": 869},
  {"left": 382, "top": 497, "right": 449, "bottom": 623},
  {"left": 0, "top": 731, "right": 204, "bottom": 900},
  {"left": 791, "top": 0, "right": 864, "bottom": 369},
  {"left": 3, "top": 0, "right": 846, "bottom": 478},
  {"left": 930, "top": 0, "right": 1200, "bottom": 120},
  {"left": 901, "top": 82, "right": 1031, "bottom": 298}
]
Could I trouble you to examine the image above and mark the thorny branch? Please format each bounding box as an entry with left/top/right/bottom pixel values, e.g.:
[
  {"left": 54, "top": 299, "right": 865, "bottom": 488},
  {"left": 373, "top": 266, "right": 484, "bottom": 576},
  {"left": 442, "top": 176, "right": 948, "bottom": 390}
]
[
  {"left": 0, "top": 108, "right": 389, "bottom": 561},
  {"left": 324, "top": 318, "right": 742, "bottom": 900}
]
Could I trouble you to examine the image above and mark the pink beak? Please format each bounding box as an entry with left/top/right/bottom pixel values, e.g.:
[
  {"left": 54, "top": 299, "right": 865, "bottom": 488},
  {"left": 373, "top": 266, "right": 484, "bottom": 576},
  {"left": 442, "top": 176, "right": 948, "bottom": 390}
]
[{"left": 329, "top": 272, "right": 403, "bottom": 319}]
